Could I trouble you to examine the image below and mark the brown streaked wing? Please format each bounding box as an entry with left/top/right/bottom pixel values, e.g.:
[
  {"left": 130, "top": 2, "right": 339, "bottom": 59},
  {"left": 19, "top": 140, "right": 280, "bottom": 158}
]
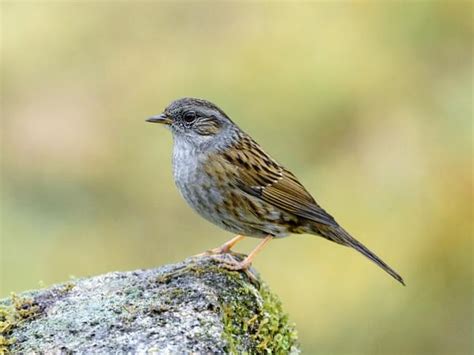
[{"left": 222, "top": 134, "right": 338, "bottom": 227}]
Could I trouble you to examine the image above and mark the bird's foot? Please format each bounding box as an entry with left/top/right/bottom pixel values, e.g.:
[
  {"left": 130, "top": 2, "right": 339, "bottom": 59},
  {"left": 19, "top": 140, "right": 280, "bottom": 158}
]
[
  {"left": 193, "top": 247, "right": 236, "bottom": 258},
  {"left": 208, "top": 253, "right": 258, "bottom": 284},
  {"left": 193, "top": 246, "right": 230, "bottom": 257},
  {"left": 194, "top": 235, "right": 246, "bottom": 257}
]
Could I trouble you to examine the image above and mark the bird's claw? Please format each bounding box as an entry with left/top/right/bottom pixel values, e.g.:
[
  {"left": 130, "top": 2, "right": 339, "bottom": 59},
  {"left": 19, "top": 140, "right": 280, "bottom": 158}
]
[{"left": 208, "top": 253, "right": 259, "bottom": 284}]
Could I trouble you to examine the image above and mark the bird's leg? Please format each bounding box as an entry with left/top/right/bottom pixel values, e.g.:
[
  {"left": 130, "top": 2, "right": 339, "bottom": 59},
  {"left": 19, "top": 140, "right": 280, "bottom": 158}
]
[
  {"left": 219, "top": 235, "right": 273, "bottom": 271},
  {"left": 195, "top": 235, "right": 245, "bottom": 257},
  {"left": 211, "top": 235, "right": 246, "bottom": 254}
]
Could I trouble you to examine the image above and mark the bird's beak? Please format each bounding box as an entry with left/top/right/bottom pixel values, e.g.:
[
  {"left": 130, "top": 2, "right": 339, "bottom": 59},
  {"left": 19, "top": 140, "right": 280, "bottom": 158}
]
[{"left": 146, "top": 113, "right": 172, "bottom": 125}]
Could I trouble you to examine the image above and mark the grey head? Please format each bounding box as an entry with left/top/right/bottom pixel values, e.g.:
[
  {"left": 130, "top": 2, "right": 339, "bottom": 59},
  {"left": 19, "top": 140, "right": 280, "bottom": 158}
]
[{"left": 147, "top": 97, "right": 238, "bottom": 152}]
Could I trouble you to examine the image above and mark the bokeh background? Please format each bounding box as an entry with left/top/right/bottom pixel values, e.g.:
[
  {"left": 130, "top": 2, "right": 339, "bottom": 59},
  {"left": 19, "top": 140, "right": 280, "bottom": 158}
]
[{"left": 1, "top": 1, "right": 472, "bottom": 354}]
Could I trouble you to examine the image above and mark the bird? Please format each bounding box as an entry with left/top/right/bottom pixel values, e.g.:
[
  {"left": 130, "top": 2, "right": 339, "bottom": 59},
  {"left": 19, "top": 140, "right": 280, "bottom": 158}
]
[{"left": 146, "top": 97, "right": 405, "bottom": 285}]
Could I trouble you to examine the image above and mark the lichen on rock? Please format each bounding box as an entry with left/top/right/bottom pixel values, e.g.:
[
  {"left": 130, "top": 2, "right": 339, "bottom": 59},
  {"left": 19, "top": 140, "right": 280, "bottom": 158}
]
[{"left": 0, "top": 255, "right": 299, "bottom": 354}]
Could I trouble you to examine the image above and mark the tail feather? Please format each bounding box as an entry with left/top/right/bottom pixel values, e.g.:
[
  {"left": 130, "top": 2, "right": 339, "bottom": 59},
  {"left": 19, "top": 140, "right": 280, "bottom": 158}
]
[{"left": 319, "top": 226, "right": 405, "bottom": 285}]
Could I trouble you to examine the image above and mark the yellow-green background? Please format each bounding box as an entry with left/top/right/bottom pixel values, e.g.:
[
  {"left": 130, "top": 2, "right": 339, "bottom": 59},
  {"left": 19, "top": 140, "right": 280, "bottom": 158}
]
[{"left": 1, "top": 2, "right": 472, "bottom": 354}]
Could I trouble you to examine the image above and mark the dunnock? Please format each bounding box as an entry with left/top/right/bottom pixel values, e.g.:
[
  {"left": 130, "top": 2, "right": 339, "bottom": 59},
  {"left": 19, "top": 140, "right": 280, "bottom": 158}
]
[{"left": 147, "top": 98, "right": 404, "bottom": 285}]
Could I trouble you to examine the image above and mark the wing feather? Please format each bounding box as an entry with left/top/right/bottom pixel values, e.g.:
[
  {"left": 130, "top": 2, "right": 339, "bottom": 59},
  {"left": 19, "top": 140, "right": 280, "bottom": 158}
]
[{"left": 222, "top": 134, "right": 338, "bottom": 227}]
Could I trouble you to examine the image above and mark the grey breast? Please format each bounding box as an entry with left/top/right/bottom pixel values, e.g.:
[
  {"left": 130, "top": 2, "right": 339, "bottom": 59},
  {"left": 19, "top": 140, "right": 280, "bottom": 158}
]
[{"left": 171, "top": 137, "right": 235, "bottom": 231}]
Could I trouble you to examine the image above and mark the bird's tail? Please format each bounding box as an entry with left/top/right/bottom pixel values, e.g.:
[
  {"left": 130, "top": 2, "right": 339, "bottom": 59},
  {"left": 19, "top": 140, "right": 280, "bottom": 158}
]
[{"left": 316, "top": 225, "right": 405, "bottom": 285}]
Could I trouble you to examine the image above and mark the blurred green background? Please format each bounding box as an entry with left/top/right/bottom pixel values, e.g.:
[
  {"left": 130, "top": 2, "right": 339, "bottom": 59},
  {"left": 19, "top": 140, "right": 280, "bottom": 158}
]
[{"left": 1, "top": 1, "right": 472, "bottom": 354}]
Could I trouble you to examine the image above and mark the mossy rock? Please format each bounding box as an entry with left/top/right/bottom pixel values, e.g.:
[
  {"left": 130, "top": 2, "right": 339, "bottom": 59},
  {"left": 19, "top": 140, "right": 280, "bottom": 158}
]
[{"left": 0, "top": 255, "right": 299, "bottom": 354}]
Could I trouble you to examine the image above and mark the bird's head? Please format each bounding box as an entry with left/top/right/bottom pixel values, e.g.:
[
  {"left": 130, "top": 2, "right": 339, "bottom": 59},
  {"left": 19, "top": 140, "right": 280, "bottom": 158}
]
[{"left": 147, "top": 97, "right": 236, "bottom": 150}]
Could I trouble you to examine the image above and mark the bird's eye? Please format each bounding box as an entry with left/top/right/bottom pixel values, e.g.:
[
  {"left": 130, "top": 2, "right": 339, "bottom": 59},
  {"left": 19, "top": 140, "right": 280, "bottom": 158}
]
[{"left": 183, "top": 111, "right": 196, "bottom": 124}]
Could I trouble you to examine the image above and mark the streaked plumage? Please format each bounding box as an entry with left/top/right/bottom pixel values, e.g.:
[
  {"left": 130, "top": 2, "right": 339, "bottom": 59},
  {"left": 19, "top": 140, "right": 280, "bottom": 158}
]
[{"left": 147, "top": 97, "right": 405, "bottom": 285}]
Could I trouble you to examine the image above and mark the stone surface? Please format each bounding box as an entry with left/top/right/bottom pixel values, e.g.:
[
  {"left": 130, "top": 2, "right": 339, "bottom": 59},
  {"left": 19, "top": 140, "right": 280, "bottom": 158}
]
[{"left": 0, "top": 255, "right": 299, "bottom": 354}]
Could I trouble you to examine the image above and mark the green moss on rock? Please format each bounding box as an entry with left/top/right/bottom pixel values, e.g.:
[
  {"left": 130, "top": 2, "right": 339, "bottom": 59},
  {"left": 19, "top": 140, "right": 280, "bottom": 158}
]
[
  {"left": 216, "top": 269, "right": 298, "bottom": 354},
  {"left": 0, "top": 293, "right": 43, "bottom": 354}
]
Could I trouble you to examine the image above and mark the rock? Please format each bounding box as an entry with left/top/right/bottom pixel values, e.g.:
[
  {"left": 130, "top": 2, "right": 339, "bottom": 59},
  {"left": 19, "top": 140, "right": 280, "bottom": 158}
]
[{"left": 0, "top": 255, "right": 299, "bottom": 354}]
